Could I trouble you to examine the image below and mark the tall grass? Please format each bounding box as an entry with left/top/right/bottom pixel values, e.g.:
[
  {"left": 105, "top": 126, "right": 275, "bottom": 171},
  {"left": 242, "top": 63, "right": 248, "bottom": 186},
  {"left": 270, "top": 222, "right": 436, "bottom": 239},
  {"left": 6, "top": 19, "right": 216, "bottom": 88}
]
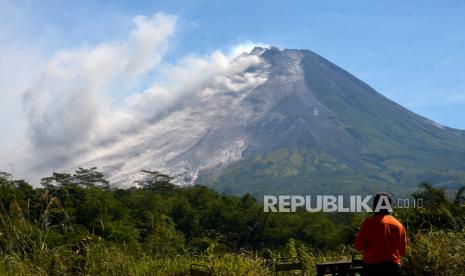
[
  {"left": 2, "top": 210, "right": 465, "bottom": 276},
  {"left": 403, "top": 230, "right": 465, "bottom": 276},
  {"left": 1, "top": 197, "right": 465, "bottom": 275}
]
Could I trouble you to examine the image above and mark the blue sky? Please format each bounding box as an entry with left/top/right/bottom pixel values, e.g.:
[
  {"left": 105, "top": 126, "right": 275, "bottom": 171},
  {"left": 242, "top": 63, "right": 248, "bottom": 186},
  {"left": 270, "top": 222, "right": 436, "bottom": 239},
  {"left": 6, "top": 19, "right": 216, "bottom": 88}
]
[
  {"left": 1, "top": 0, "right": 465, "bottom": 173},
  {"left": 4, "top": 0, "right": 465, "bottom": 126}
]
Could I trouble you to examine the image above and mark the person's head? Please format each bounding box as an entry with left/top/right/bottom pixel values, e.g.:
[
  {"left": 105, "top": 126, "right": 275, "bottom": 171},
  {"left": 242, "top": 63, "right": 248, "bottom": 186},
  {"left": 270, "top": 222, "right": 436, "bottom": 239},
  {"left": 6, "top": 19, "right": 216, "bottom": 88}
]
[{"left": 373, "top": 192, "right": 393, "bottom": 215}]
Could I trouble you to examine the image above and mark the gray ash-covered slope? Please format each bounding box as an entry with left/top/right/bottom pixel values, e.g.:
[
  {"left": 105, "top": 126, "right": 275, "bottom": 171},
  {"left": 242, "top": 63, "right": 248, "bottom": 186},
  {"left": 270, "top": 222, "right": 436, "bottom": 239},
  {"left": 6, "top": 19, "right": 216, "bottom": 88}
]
[
  {"left": 197, "top": 47, "right": 465, "bottom": 196},
  {"left": 84, "top": 47, "right": 465, "bottom": 196}
]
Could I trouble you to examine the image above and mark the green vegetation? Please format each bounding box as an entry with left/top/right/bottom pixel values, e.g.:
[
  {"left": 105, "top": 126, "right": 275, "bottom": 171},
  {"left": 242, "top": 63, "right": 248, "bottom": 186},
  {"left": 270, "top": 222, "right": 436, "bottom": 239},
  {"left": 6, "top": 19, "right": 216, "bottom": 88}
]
[
  {"left": 204, "top": 146, "right": 465, "bottom": 199},
  {"left": 0, "top": 169, "right": 464, "bottom": 275},
  {"left": 205, "top": 148, "right": 392, "bottom": 196}
]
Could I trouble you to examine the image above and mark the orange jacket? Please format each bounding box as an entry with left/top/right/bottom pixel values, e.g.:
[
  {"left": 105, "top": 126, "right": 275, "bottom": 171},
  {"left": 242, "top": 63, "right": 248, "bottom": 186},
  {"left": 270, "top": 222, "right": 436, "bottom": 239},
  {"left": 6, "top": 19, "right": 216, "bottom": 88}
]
[{"left": 354, "top": 214, "right": 407, "bottom": 264}]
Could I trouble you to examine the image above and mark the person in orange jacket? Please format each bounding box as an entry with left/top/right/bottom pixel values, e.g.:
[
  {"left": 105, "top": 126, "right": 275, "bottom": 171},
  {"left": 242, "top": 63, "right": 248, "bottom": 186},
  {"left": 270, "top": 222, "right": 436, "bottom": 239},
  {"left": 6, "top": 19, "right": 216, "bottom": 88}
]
[{"left": 354, "top": 193, "right": 407, "bottom": 276}]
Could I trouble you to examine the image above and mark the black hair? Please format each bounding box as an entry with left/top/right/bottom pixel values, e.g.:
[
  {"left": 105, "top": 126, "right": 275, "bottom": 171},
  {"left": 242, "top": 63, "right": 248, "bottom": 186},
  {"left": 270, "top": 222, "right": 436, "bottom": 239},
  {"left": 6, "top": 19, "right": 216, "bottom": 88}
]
[{"left": 373, "top": 192, "right": 393, "bottom": 215}]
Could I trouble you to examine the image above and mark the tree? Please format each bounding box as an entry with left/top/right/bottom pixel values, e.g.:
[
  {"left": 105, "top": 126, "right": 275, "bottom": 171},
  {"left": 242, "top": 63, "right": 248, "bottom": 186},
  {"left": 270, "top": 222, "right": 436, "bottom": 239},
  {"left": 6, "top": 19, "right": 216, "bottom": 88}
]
[
  {"left": 408, "top": 182, "right": 456, "bottom": 230},
  {"left": 41, "top": 172, "right": 73, "bottom": 189},
  {"left": 412, "top": 182, "right": 448, "bottom": 208},
  {"left": 73, "top": 167, "right": 110, "bottom": 189},
  {"left": 136, "top": 170, "right": 176, "bottom": 193}
]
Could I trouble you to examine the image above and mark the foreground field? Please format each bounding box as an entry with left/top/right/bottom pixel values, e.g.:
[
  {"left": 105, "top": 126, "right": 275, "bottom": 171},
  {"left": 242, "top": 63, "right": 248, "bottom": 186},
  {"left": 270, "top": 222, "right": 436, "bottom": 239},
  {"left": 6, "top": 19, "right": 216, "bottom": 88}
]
[
  {"left": 1, "top": 230, "right": 464, "bottom": 275},
  {"left": 1, "top": 170, "right": 464, "bottom": 275}
]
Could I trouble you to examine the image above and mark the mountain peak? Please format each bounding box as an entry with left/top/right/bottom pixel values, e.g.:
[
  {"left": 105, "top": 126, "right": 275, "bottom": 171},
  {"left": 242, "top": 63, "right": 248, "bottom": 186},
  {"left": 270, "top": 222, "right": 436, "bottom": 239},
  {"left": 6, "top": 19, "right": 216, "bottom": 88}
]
[
  {"left": 70, "top": 46, "right": 465, "bottom": 196},
  {"left": 249, "top": 46, "right": 267, "bottom": 55}
]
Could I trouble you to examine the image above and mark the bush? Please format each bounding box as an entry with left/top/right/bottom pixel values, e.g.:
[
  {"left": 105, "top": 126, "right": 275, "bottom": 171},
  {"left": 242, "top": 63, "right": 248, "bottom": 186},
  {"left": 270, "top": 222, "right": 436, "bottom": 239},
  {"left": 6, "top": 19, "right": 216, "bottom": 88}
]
[{"left": 403, "top": 230, "right": 465, "bottom": 276}]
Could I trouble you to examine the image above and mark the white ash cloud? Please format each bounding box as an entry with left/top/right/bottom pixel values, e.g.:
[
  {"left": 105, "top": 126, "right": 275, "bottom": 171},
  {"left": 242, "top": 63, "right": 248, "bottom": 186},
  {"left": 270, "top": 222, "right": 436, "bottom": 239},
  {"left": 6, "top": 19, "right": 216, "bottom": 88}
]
[{"left": 21, "top": 12, "right": 267, "bottom": 177}]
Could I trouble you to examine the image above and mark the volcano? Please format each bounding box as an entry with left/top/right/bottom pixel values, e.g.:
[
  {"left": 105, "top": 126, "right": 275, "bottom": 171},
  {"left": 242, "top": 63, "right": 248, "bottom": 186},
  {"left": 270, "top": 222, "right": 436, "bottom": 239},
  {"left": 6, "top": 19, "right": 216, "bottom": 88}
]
[{"left": 75, "top": 47, "right": 465, "bottom": 196}]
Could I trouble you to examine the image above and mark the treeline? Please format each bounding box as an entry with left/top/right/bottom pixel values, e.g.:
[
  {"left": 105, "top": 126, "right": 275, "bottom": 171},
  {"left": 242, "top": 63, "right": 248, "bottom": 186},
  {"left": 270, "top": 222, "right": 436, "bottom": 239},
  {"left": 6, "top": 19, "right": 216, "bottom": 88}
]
[
  {"left": 0, "top": 168, "right": 464, "bottom": 274},
  {"left": 0, "top": 168, "right": 355, "bottom": 256}
]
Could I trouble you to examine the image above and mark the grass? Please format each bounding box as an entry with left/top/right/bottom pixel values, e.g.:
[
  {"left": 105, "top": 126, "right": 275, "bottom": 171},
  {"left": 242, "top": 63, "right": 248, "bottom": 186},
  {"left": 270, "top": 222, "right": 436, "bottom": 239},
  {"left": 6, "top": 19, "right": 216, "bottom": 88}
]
[
  {"left": 1, "top": 178, "right": 464, "bottom": 275},
  {"left": 1, "top": 228, "right": 465, "bottom": 275},
  {"left": 0, "top": 243, "right": 269, "bottom": 275},
  {"left": 402, "top": 230, "right": 465, "bottom": 276}
]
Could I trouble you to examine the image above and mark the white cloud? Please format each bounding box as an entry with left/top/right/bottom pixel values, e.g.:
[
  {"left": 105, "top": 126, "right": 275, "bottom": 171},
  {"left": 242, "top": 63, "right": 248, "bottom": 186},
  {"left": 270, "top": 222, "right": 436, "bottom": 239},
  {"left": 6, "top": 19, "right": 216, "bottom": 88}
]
[
  {"left": 0, "top": 2, "right": 48, "bottom": 175},
  {"left": 15, "top": 11, "right": 266, "bottom": 179},
  {"left": 127, "top": 49, "right": 263, "bottom": 118},
  {"left": 23, "top": 12, "right": 177, "bottom": 163}
]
